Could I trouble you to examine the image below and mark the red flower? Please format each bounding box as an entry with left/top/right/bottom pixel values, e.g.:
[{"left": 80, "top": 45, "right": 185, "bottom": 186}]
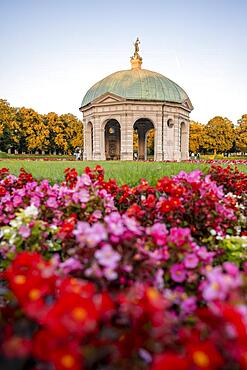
[
  {"left": 0, "top": 185, "right": 6, "bottom": 196},
  {"left": 151, "top": 352, "right": 189, "bottom": 370},
  {"left": 127, "top": 203, "right": 145, "bottom": 219},
  {"left": 5, "top": 252, "right": 57, "bottom": 321},
  {"left": 143, "top": 194, "right": 156, "bottom": 209},
  {"left": 33, "top": 330, "right": 83, "bottom": 370},
  {"left": 58, "top": 214, "right": 77, "bottom": 239},
  {"left": 44, "top": 291, "right": 99, "bottom": 337},
  {"left": 64, "top": 168, "right": 78, "bottom": 188},
  {"left": 186, "top": 340, "right": 224, "bottom": 370}
]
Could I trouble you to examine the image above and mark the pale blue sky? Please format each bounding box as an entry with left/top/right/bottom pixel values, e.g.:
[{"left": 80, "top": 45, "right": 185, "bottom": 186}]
[{"left": 0, "top": 0, "right": 246, "bottom": 123}]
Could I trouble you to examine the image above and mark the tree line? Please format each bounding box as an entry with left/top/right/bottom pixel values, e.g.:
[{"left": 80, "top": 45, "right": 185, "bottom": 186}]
[
  {"left": 1, "top": 99, "right": 246, "bottom": 156},
  {"left": 0, "top": 99, "right": 83, "bottom": 154},
  {"left": 189, "top": 116, "right": 247, "bottom": 155}
]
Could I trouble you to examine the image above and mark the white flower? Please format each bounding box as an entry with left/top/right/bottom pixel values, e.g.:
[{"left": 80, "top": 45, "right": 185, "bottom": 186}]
[
  {"left": 23, "top": 204, "right": 39, "bottom": 218},
  {"left": 10, "top": 217, "right": 22, "bottom": 228}
]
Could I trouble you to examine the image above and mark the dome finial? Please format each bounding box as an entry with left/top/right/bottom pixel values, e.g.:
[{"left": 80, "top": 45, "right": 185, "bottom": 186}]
[{"left": 131, "top": 37, "right": 142, "bottom": 69}]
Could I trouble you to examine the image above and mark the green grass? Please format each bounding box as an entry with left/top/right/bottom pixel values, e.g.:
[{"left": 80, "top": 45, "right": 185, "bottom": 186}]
[
  {"left": 0, "top": 160, "right": 246, "bottom": 186},
  {"left": 0, "top": 152, "right": 73, "bottom": 159}
]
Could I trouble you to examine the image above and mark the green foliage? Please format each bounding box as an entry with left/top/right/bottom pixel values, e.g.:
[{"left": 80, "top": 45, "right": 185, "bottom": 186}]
[{"left": 217, "top": 236, "right": 247, "bottom": 266}]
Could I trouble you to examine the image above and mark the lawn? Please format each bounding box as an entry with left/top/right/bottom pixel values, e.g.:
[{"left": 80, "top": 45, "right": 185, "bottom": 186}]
[
  {"left": 0, "top": 160, "right": 210, "bottom": 185},
  {"left": 0, "top": 159, "right": 246, "bottom": 185}
]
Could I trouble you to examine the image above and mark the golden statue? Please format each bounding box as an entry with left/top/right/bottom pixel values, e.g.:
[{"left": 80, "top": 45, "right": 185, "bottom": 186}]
[
  {"left": 131, "top": 37, "right": 142, "bottom": 69},
  {"left": 134, "top": 37, "right": 140, "bottom": 57}
]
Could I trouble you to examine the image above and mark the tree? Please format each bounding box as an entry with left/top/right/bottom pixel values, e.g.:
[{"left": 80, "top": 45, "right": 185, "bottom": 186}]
[
  {"left": 236, "top": 115, "right": 247, "bottom": 152},
  {"left": 202, "top": 116, "right": 235, "bottom": 155},
  {"left": 61, "top": 114, "right": 83, "bottom": 153},
  {"left": 16, "top": 107, "right": 49, "bottom": 152},
  {"left": 44, "top": 112, "right": 68, "bottom": 153},
  {"left": 133, "top": 130, "right": 138, "bottom": 152},
  {"left": 189, "top": 121, "right": 205, "bottom": 153},
  {"left": 146, "top": 128, "right": 154, "bottom": 156},
  {"left": 0, "top": 99, "right": 18, "bottom": 152}
]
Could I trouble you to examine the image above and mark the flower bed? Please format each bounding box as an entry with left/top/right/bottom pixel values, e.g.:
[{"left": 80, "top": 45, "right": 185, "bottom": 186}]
[{"left": 0, "top": 165, "right": 247, "bottom": 370}]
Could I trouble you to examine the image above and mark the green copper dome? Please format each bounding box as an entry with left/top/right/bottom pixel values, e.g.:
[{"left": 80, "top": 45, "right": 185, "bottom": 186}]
[{"left": 81, "top": 68, "right": 189, "bottom": 108}]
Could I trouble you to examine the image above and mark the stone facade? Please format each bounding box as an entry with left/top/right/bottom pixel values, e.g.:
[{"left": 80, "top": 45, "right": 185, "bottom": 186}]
[
  {"left": 80, "top": 93, "right": 192, "bottom": 161},
  {"left": 79, "top": 40, "right": 193, "bottom": 161}
]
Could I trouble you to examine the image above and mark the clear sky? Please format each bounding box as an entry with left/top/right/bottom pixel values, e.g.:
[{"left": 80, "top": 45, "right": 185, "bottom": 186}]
[{"left": 0, "top": 0, "right": 246, "bottom": 124}]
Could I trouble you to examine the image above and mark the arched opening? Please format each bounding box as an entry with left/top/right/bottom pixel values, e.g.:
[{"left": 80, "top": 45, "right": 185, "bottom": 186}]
[
  {"left": 104, "top": 119, "right": 121, "bottom": 160},
  {"left": 180, "top": 122, "right": 187, "bottom": 159},
  {"left": 87, "top": 122, "right": 93, "bottom": 160},
  {"left": 133, "top": 118, "right": 154, "bottom": 160}
]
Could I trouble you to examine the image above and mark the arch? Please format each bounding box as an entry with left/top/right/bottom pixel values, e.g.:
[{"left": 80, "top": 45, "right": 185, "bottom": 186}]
[
  {"left": 104, "top": 119, "right": 121, "bottom": 160},
  {"left": 180, "top": 121, "right": 187, "bottom": 158},
  {"left": 133, "top": 118, "right": 155, "bottom": 160}
]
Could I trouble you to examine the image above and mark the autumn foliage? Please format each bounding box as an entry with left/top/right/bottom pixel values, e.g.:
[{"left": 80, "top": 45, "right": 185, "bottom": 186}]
[{"left": 0, "top": 99, "right": 83, "bottom": 154}]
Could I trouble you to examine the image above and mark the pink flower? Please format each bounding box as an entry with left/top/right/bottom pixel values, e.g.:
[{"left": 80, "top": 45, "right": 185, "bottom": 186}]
[
  {"left": 77, "top": 174, "right": 91, "bottom": 187},
  {"left": 60, "top": 257, "right": 83, "bottom": 274},
  {"left": 95, "top": 244, "right": 121, "bottom": 268},
  {"left": 170, "top": 264, "right": 186, "bottom": 283},
  {"left": 105, "top": 212, "right": 125, "bottom": 236},
  {"left": 184, "top": 253, "right": 199, "bottom": 269},
  {"left": 18, "top": 225, "right": 31, "bottom": 238},
  {"left": 74, "top": 222, "right": 107, "bottom": 248},
  {"left": 104, "top": 267, "right": 118, "bottom": 280},
  {"left": 13, "top": 195, "right": 22, "bottom": 207},
  {"left": 154, "top": 269, "right": 164, "bottom": 290},
  {"left": 46, "top": 197, "right": 58, "bottom": 209},
  {"left": 72, "top": 189, "right": 90, "bottom": 203},
  {"left": 223, "top": 262, "right": 239, "bottom": 277}
]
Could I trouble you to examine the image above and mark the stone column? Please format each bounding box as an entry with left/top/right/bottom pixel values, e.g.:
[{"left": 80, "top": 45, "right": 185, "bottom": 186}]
[
  {"left": 121, "top": 113, "right": 133, "bottom": 160},
  {"left": 163, "top": 115, "right": 175, "bottom": 160},
  {"left": 83, "top": 121, "right": 88, "bottom": 160},
  {"left": 92, "top": 116, "right": 102, "bottom": 160},
  {"left": 173, "top": 116, "right": 181, "bottom": 160},
  {"left": 99, "top": 120, "right": 106, "bottom": 160},
  {"left": 155, "top": 112, "right": 163, "bottom": 161}
]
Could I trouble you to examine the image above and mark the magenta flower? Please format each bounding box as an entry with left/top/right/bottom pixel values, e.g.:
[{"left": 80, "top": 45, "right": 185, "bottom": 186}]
[
  {"left": 184, "top": 253, "right": 199, "bottom": 269},
  {"left": 168, "top": 227, "right": 192, "bottom": 247},
  {"left": 181, "top": 296, "right": 197, "bottom": 314},
  {"left": 150, "top": 223, "right": 168, "bottom": 246},
  {"left": 223, "top": 262, "right": 239, "bottom": 277},
  {"left": 46, "top": 197, "right": 58, "bottom": 209},
  {"left": 170, "top": 264, "right": 186, "bottom": 283},
  {"left": 72, "top": 189, "right": 90, "bottom": 203},
  {"left": 13, "top": 195, "right": 23, "bottom": 207}
]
